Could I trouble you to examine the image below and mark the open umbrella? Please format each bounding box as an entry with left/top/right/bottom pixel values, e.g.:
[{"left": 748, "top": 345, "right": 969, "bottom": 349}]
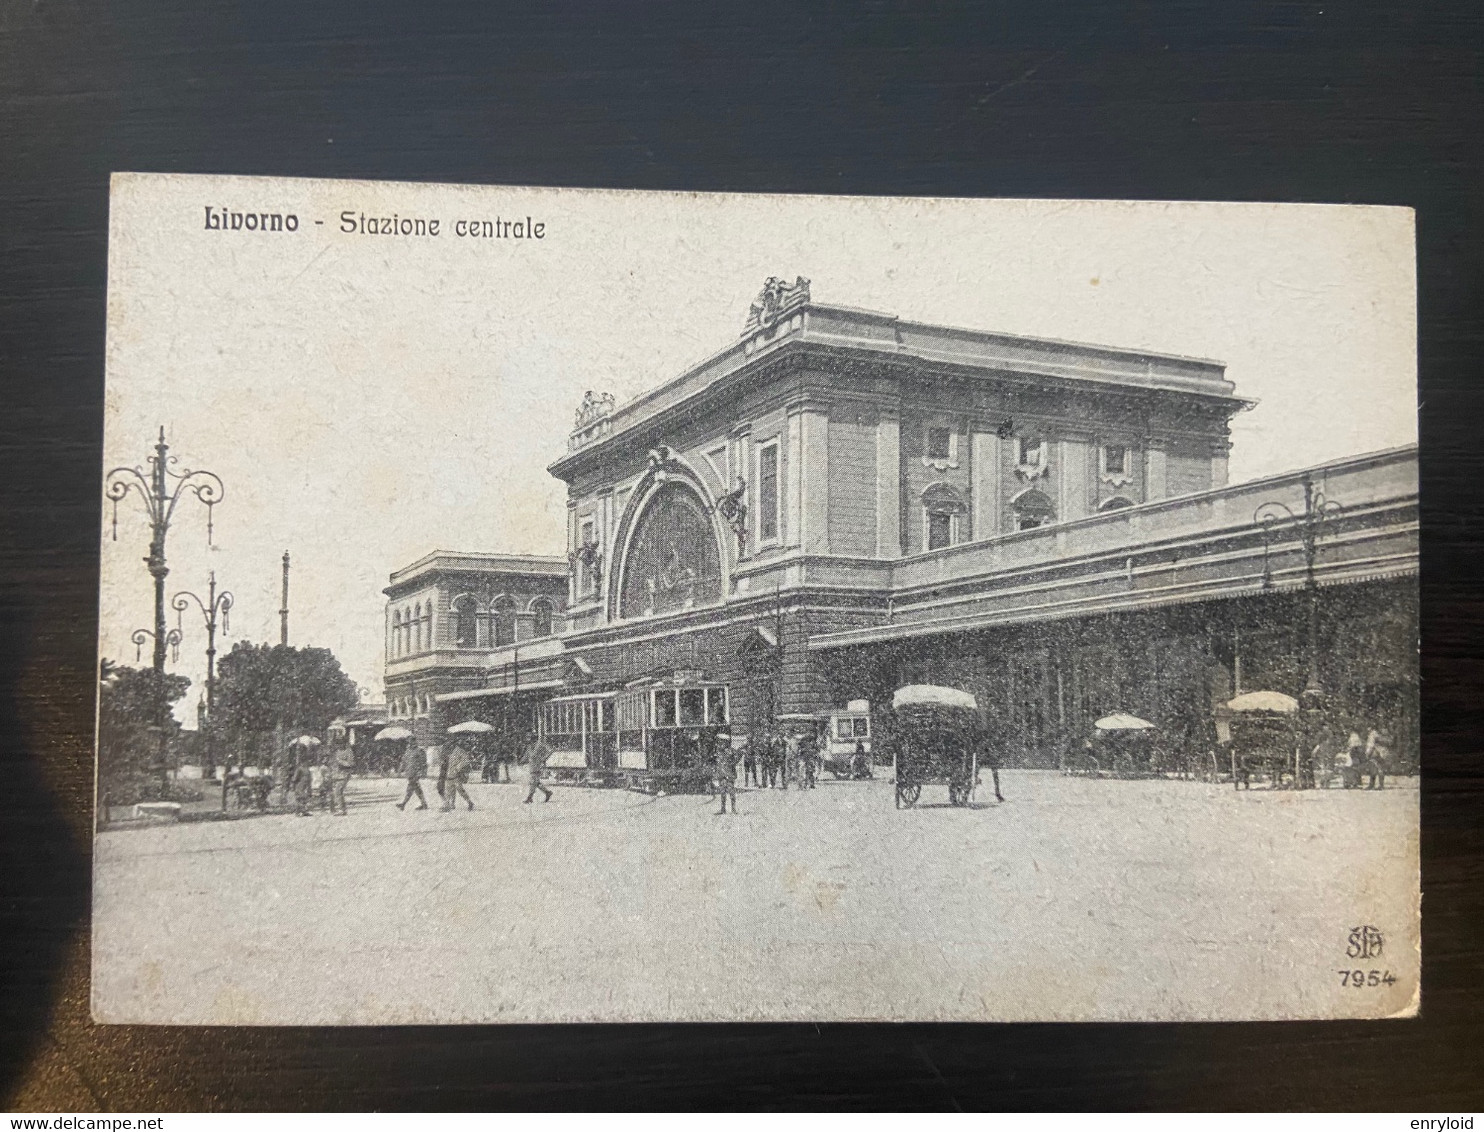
[
  {"left": 289, "top": 735, "right": 322, "bottom": 747},
  {"left": 1094, "top": 713, "right": 1156, "bottom": 731},
  {"left": 447, "top": 720, "right": 495, "bottom": 734},
  {"left": 374, "top": 725, "right": 413, "bottom": 741},
  {"left": 1227, "top": 691, "right": 1299, "bottom": 714}
]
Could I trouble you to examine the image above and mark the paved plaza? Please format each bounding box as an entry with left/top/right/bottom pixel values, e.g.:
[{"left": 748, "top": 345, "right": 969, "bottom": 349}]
[{"left": 91, "top": 772, "right": 1419, "bottom": 1023}]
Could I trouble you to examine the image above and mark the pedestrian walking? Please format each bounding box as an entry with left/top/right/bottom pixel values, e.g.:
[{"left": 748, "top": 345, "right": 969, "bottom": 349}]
[
  {"left": 396, "top": 744, "right": 429, "bottom": 810},
  {"left": 328, "top": 735, "right": 354, "bottom": 816},
  {"left": 431, "top": 744, "right": 449, "bottom": 802},
  {"left": 853, "top": 738, "right": 873, "bottom": 780},
  {"left": 743, "top": 739, "right": 759, "bottom": 787},
  {"left": 784, "top": 732, "right": 801, "bottom": 790},
  {"left": 800, "top": 733, "right": 817, "bottom": 789},
  {"left": 714, "top": 732, "right": 738, "bottom": 815},
  {"left": 524, "top": 730, "right": 553, "bottom": 803},
  {"left": 291, "top": 742, "right": 315, "bottom": 816},
  {"left": 441, "top": 742, "right": 476, "bottom": 811},
  {"left": 1364, "top": 725, "right": 1394, "bottom": 790}
]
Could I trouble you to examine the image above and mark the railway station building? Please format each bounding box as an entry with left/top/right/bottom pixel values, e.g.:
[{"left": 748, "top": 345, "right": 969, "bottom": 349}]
[{"left": 385, "top": 279, "right": 1419, "bottom": 766}]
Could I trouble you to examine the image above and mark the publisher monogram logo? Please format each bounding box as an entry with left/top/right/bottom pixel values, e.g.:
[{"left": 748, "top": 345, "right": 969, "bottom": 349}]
[{"left": 1346, "top": 925, "right": 1384, "bottom": 960}]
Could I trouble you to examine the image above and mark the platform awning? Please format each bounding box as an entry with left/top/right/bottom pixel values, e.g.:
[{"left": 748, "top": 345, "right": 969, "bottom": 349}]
[{"left": 435, "top": 679, "right": 563, "bottom": 703}]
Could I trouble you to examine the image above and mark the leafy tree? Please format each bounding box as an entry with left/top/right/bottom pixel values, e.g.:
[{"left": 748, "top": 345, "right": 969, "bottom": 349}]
[
  {"left": 213, "top": 642, "right": 359, "bottom": 763},
  {"left": 97, "top": 659, "right": 192, "bottom": 802}
]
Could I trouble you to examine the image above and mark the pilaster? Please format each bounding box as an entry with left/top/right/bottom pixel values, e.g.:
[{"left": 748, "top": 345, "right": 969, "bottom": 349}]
[
  {"left": 971, "top": 428, "right": 1000, "bottom": 540},
  {"left": 876, "top": 408, "right": 902, "bottom": 557}
]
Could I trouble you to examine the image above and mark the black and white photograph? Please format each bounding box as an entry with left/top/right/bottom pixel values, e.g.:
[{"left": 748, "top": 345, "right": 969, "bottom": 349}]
[{"left": 93, "top": 174, "right": 1419, "bottom": 1024}]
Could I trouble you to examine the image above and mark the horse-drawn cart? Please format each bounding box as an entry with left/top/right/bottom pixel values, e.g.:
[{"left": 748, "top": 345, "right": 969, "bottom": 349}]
[
  {"left": 889, "top": 684, "right": 979, "bottom": 808},
  {"left": 1226, "top": 690, "right": 1300, "bottom": 789}
]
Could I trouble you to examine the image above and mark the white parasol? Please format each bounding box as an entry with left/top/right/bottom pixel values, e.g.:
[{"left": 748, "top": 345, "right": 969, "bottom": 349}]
[
  {"left": 289, "top": 735, "right": 322, "bottom": 748},
  {"left": 374, "top": 726, "right": 413, "bottom": 741},
  {"left": 1094, "top": 713, "right": 1156, "bottom": 731},
  {"left": 447, "top": 720, "right": 495, "bottom": 734},
  {"left": 892, "top": 684, "right": 978, "bottom": 712},
  {"left": 1226, "top": 691, "right": 1300, "bottom": 715}
]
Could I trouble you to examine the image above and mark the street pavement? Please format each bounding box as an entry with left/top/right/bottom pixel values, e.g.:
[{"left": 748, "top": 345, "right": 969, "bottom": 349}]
[{"left": 92, "top": 771, "right": 1419, "bottom": 1023}]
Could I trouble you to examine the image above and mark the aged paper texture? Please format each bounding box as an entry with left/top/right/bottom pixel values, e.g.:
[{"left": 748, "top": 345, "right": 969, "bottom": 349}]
[{"left": 94, "top": 174, "right": 1419, "bottom": 1023}]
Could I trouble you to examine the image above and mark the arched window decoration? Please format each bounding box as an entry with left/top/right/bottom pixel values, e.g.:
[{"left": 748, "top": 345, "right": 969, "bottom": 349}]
[
  {"left": 402, "top": 606, "right": 413, "bottom": 655},
  {"left": 491, "top": 596, "right": 517, "bottom": 647},
  {"left": 415, "top": 603, "right": 425, "bottom": 653},
  {"left": 392, "top": 609, "right": 402, "bottom": 657},
  {"left": 531, "top": 598, "right": 555, "bottom": 638},
  {"left": 1012, "top": 488, "right": 1055, "bottom": 531},
  {"left": 920, "top": 482, "right": 967, "bottom": 551},
  {"left": 452, "top": 595, "right": 478, "bottom": 648},
  {"left": 1099, "top": 495, "right": 1135, "bottom": 513},
  {"left": 619, "top": 481, "right": 723, "bottom": 619}
]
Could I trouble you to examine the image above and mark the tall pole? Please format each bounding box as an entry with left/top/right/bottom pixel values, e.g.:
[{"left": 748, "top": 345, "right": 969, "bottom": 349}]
[
  {"left": 280, "top": 550, "right": 290, "bottom": 646},
  {"left": 1255, "top": 474, "right": 1344, "bottom": 788},
  {"left": 108, "top": 427, "right": 224, "bottom": 788},
  {"left": 173, "top": 571, "right": 233, "bottom": 802}
]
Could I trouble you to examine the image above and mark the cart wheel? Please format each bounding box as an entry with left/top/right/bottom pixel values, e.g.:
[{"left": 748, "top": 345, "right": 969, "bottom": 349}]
[{"left": 898, "top": 783, "right": 921, "bottom": 808}]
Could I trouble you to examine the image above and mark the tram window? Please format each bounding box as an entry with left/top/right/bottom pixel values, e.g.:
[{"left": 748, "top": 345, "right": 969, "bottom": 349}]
[
  {"left": 706, "top": 687, "right": 727, "bottom": 724},
  {"left": 853, "top": 717, "right": 870, "bottom": 737},
  {"left": 601, "top": 700, "right": 614, "bottom": 732},
  {"left": 654, "top": 690, "right": 678, "bottom": 727},
  {"left": 680, "top": 688, "right": 706, "bottom": 726},
  {"left": 836, "top": 718, "right": 852, "bottom": 740}
]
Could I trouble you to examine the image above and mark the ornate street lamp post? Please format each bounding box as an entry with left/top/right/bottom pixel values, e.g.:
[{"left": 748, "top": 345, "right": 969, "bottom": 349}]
[
  {"left": 1255, "top": 473, "right": 1345, "bottom": 703},
  {"left": 173, "top": 571, "right": 233, "bottom": 806},
  {"left": 107, "top": 428, "right": 224, "bottom": 786},
  {"left": 1255, "top": 474, "right": 1344, "bottom": 788}
]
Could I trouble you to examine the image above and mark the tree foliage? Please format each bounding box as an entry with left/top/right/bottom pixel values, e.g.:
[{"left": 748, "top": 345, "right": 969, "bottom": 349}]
[
  {"left": 213, "top": 642, "right": 358, "bottom": 743},
  {"left": 97, "top": 659, "right": 192, "bottom": 797}
]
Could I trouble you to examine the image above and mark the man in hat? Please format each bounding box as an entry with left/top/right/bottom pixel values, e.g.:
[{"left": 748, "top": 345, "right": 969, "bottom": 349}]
[
  {"left": 396, "top": 744, "right": 429, "bottom": 810},
  {"left": 714, "top": 732, "right": 738, "bottom": 815},
  {"left": 328, "top": 732, "right": 355, "bottom": 816},
  {"left": 524, "top": 729, "right": 553, "bottom": 804},
  {"left": 441, "top": 741, "right": 476, "bottom": 811}
]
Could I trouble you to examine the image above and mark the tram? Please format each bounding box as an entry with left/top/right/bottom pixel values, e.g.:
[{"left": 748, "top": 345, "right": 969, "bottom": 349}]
[
  {"left": 538, "top": 692, "right": 619, "bottom": 785},
  {"left": 537, "top": 673, "right": 730, "bottom": 794},
  {"left": 615, "top": 674, "right": 730, "bottom": 794},
  {"left": 821, "top": 699, "right": 874, "bottom": 777}
]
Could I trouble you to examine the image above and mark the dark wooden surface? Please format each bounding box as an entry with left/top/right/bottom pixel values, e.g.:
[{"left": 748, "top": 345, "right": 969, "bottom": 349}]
[{"left": 1, "top": 0, "right": 1480, "bottom": 1111}]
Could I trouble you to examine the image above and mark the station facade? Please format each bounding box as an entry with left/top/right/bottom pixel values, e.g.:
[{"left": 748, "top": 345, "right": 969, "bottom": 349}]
[{"left": 385, "top": 279, "right": 1419, "bottom": 764}]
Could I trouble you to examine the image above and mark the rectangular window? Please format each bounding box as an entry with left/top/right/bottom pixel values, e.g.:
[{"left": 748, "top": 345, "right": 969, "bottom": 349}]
[
  {"left": 853, "top": 717, "right": 870, "bottom": 738},
  {"left": 1019, "top": 436, "right": 1044, "bottom": 466},
  {"left": 1104, "top": 444, "right": 1127, "bottom": 475},
  {"left": 758, "top": 441, "right": 779, "bottom": 541},
  {"left": 927, "top": 511, "right": 952, "bottom": 550},
  {"left": 653, "top": 690, "right": 678, "bottom": 727},
  {"left": 926, "top": 427, "right": 952, "bottom": 461},
  {"left": 706, "top": 687, "right": 728, "bottom": 725},
  {"left": 679, "top": 688, "right": 706, "bottom": 726}
]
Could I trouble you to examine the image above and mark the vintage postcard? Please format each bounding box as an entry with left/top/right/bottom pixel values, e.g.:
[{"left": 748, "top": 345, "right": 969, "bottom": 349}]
[{"left": 94, "top": 174, "right": 1419, "bottom": 1023}]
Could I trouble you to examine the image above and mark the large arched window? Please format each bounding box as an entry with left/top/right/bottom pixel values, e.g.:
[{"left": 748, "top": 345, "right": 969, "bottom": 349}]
[
  {"left": 391, "top": 609, "right": 402, "bottom": 657},
  {"left": 414, "top": 603, "right": 424, "bottom": 652},
  {"left": 452, "top": 596, "right": 478, "bottom": 648},
  {"left": 1011, "top": 488, "right": 1055, "bottom": 531},
  {"left": 402, "top": 606, "right": 412, "bottom": 654},
  {"left": 491, "top": 596, "right": 517, "bottom": 647},
  {"left": 531, "top": 598, "right": 555, "bottom": 638},
  {"left": 619, "top": 481, "right": 723, "bottom": 618}
]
